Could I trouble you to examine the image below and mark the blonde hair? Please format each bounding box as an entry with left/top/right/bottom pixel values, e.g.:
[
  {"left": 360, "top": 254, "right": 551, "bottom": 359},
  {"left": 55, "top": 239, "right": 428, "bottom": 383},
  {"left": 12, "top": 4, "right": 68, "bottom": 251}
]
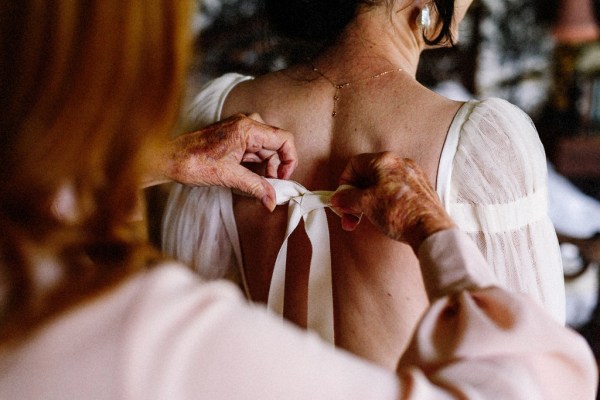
[{"left": 0, "top": 0, "right": 192, "bottom": 343}]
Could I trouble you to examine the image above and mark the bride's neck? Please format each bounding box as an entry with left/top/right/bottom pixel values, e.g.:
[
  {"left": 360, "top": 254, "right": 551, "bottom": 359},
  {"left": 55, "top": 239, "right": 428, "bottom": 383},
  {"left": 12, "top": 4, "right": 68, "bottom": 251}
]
[{"left": 312, "top": 7, "right": 422, "bottom": 79}]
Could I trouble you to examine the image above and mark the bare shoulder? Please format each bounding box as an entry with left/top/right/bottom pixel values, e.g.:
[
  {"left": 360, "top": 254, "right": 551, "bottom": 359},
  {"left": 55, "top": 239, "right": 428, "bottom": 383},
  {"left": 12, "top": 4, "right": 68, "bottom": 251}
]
[
  {"left": 222, "top": 67, "right": 312, "bottom": 119},
  {"left": 221, "top": 78, "right": 258, "bottom": 117},
  {"left": 417, "top": 82, "right": 465, "bottom": 117}
]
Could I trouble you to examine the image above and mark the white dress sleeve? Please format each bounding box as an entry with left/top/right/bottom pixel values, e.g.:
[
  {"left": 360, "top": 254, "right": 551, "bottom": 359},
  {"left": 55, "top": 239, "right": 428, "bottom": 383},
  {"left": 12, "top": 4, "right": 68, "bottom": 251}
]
[
  {"left": 436, "top": 98, "right": 566, "bottom": 323},
  {"left": 161, "top": 73, "right": 253, "bottom": 290}
]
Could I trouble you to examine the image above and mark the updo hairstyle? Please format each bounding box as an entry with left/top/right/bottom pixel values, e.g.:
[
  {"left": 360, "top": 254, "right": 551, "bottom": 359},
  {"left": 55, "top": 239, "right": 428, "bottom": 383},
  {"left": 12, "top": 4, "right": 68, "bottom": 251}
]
[{"left": 265, "top": 0, "right": 457, "bottom": 49}]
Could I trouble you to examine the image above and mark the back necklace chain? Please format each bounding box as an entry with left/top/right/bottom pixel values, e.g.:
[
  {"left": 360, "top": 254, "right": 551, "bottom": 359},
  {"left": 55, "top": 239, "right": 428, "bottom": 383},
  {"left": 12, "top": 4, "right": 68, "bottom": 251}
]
[{"left": 312, "top": 65, "right": 403, "bottom": 117}]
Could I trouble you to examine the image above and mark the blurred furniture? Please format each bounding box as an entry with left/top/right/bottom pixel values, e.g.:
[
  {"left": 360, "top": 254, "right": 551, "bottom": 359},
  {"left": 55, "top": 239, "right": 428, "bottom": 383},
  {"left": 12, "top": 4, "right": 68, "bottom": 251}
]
[{"left": 543, "top": 1, "right": 600, "bottom": 393}]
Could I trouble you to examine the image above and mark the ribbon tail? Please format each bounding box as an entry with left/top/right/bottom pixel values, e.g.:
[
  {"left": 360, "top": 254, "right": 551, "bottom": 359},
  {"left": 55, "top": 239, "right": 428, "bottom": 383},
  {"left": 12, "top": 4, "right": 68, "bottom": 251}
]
[
  {"left": 267, "top": 204, "right": 303, "bottom": 317},
  {"left": 304, "top": 208, "right": 335, "bottom": 344}
]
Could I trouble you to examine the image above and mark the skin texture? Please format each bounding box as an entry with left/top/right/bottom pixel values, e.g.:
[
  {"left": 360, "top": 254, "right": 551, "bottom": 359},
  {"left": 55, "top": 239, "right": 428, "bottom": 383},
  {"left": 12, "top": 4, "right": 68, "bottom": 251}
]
[
  {"left": 145, "top": 113, "right": 297, "bottom": 211},
  {"left": 330, "top": 152, "right": 455, "bottom": 252},
  {"left": 229, "top": 66, "right": 457, "bottom": 367},
  {"left": 227, "top": 0, "right": 474, "bottom": 369}
]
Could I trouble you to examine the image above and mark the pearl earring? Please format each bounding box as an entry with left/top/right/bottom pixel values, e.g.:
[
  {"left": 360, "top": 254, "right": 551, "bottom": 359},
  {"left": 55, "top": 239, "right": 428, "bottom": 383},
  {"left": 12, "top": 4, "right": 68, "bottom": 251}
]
[{"left": 417, "top": 5, "right": 431, "bottom": 31}]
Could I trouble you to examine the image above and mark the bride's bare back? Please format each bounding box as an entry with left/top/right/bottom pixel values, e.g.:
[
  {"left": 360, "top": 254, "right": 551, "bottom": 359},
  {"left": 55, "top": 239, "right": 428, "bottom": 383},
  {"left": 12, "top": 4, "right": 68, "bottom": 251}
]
[{"left": 222, "top": 64, "right": 463, "bottom": 369}]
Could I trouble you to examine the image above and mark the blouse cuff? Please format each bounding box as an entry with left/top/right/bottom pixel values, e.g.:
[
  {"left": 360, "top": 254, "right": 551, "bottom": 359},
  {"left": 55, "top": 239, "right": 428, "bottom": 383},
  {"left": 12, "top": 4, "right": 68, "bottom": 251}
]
[{"left": 417, "top": 228, "right": 499, "bottom": 301}]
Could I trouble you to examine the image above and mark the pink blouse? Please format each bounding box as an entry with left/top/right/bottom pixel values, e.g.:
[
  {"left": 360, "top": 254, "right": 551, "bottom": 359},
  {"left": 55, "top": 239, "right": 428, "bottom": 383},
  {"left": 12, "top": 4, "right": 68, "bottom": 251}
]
[{"left": 0, "top": 229, "right": 596, "bottom": 399}]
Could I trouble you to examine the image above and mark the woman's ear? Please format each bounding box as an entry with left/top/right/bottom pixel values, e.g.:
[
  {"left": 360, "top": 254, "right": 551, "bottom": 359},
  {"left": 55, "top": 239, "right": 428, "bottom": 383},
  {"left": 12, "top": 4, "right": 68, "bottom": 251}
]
[
  {"left": 408, "top": 7, "right": 421, "bottom": 31},
  {"left": 407, "top": 1, "right": 429, "bottom": 32},
  {"left": 418, "top": 6, "right": 432, "bottom": 32}
]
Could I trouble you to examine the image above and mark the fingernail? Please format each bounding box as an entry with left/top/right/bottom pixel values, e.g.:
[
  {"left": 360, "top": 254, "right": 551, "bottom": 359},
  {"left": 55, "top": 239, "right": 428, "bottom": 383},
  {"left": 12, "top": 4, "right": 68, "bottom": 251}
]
[
  {"left": 341, "top": 214, "right": 361, "bottom": 231},
  {"left": 329, "top": 204, "right": 355, "bottom": 214},
  {"left": 261, "top": 195, "right": 276, "bottom": 212},
  {"left": 347, "top": 213, "right": 362, "bottom": 225}
]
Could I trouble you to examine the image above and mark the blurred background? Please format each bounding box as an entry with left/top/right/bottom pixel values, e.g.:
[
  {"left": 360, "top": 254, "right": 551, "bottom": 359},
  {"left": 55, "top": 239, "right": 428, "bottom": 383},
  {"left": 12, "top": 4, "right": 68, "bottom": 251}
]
[{"left": 151, "top": 0, "right": 600, "bottom": 385}]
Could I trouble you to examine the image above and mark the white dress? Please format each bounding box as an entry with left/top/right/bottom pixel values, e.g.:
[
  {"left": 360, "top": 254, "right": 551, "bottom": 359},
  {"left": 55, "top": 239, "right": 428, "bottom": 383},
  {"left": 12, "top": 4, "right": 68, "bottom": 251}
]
[{"left": 162, "top": 73, "right": 566, "bottom": 334}]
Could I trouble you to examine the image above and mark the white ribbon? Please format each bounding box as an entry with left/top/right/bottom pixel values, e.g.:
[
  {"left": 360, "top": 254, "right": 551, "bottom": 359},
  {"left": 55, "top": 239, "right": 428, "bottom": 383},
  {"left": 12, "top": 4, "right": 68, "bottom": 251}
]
[{"left": 266, "top": 179, "right": 352, "bottom": 344}]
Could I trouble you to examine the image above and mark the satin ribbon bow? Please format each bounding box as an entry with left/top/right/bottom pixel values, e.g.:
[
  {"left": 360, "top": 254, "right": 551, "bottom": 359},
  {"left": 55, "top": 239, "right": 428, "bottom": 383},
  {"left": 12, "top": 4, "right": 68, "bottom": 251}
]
[{"left": 266, "top": 178, "right": 355, "bottom": 344}]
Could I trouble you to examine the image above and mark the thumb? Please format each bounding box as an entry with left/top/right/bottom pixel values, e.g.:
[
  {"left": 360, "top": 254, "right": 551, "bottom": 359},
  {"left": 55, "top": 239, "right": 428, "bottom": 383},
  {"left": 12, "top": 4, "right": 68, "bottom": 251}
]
[
  {"left": 224, "top": 165, "right": 277, "bottom": 212},
  {"left": 330, "top": 188, "right": 366, "bottom": 231},
  {"left": 330, "top": 187, "right": 364, "bottom": 214}
]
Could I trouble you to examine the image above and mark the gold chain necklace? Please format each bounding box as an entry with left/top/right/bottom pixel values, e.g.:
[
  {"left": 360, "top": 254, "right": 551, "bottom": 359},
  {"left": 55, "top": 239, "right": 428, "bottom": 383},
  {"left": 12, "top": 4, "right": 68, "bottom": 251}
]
[{"left": 312, "top": 65, "right": 403, "bottom": 117}]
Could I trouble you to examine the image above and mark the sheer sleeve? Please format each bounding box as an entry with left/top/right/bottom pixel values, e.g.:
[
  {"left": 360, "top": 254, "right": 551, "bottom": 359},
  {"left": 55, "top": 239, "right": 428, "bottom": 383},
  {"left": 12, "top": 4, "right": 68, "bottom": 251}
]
[
  {"left": 437, "top": 98, "right": 565, "bottom": 323},
  {"left": 162, "top": 185, "right": 244, "bottom": 283},
  {"left": 161, "top": 73, "right": 253, "bottom": 289}
]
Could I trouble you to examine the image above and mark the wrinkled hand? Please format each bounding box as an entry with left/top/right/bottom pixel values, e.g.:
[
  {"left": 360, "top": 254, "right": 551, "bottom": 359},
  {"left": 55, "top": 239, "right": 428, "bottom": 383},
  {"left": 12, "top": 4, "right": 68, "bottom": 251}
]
[
  {"left": 151, "top": 113, "right": 297, "bottom": 211},
  {"left": 330, "top": 152, "right": 455, "bottom": 252}
]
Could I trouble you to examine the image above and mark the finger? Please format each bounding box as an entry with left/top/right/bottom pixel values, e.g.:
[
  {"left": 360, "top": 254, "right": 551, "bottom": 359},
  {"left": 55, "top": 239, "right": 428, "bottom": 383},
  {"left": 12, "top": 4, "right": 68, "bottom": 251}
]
[
  {"left": 241, "top": 149, "right": 281, "bottom": 178},
  {"left": 242, "top": 148, "right": 277, "bottom": 163},
  {"left": 277, "top": 158, "right": 295, "bottom": 180},
  {"left": 222, "top": 165, "right": 277, "bottom": 212},
  {"left": 341, "top": 213, "right": 362, "bottom": 231},
  {"left": 247, "top": 112, "right": 266, "bottom": 124},
  {"left": 341, "top": 212, "right": 364, "bottom": 231},
  {"left": 248, "top": 142, "right": 289, "bottom": 180},
  {"left": 330, "top": 188, "right": 368, "bottom": 232},
  {"left": 329, "top": 188, "right": 365, "bottom": 215},
  {"left": 241, "top": 153, "right": 262, "bottom": 163},
  {"left": 338, "top": 152, "right": 385, "bottom": 187},
  {"left": 263, "top": 132, "right": 296, "bottom": 179},
  {"left": 244, "top": 122, "right": 298, "bottom": 180},
  {"left": 264, "top": 153, "right": 281, "bottom": 178}
]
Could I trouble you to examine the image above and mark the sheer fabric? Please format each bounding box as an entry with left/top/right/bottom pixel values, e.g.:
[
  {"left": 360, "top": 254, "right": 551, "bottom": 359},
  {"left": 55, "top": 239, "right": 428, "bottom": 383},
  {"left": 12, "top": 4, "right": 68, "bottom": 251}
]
[{"left": 162, "top": 73, "right": 565, "bottom": 323}]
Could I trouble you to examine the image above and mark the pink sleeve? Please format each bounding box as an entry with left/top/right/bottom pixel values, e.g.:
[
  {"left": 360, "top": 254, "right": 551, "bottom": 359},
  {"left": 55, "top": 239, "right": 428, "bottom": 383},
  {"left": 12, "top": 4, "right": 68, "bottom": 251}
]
[
  {"left": 125, "top": 230, "right": 597, "bottom": 399},
  {"left": 394, "top": 229, "right": 598, "bottom": 399}
]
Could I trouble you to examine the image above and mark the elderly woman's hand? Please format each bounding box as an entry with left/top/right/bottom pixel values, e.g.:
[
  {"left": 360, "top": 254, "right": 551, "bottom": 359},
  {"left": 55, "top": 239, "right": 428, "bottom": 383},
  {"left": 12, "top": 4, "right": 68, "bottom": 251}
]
[
  {"left": 146, "top": 113, "right": 297, "bottom": 211},
  {"left": 330, "top": 152, "right": 455, "bottom": 253}
]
